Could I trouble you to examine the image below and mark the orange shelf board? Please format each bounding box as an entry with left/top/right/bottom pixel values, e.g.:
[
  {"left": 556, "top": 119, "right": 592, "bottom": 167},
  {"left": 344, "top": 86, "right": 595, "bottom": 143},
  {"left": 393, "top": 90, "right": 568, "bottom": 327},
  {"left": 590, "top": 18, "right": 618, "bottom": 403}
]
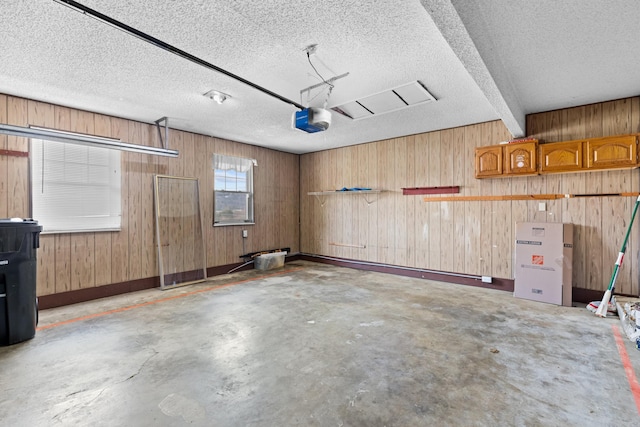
[{"left": 402, "top": 186, "right": 460, "bottom": 195}]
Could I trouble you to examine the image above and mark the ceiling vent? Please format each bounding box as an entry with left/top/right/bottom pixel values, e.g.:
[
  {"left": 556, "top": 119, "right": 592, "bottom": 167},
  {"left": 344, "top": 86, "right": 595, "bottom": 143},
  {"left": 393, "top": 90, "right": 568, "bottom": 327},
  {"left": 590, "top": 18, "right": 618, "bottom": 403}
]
[{"left": 330, "top": 81, "right": 436, "bottom": 120}]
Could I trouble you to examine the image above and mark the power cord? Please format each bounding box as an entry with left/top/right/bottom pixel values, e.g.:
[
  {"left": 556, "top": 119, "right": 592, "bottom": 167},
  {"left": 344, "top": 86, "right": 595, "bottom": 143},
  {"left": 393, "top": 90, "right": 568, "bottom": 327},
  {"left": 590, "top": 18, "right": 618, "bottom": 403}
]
[
  {"left": 307, "top": 52, "right": 334, "bottom": 89},
  {"left": 307, "top": 52, "right": 335, "bottom": 109}
]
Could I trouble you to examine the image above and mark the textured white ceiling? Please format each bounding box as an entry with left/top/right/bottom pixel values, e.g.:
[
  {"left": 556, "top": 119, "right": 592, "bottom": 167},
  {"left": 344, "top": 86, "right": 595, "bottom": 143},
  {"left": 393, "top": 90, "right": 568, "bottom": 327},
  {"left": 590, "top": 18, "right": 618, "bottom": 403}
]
[
  {"left": 451, "top": 0, "right": 640, "bottom": 114},
  {"left": 0, "top": 1, "right": 638, "bottom": 154}
]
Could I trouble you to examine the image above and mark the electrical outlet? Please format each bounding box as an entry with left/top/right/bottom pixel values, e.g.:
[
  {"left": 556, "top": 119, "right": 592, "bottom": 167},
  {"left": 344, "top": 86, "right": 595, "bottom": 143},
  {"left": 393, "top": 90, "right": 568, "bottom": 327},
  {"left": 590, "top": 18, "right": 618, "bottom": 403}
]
[
  {"left": 242, "top": 230, "right": 248, "bottom": 238},
  {"left": 538, "top": 202, "right": 546, "bottom": 212},
  {"left": 481, "top": 276, "right": 493, "bottom": 284}
]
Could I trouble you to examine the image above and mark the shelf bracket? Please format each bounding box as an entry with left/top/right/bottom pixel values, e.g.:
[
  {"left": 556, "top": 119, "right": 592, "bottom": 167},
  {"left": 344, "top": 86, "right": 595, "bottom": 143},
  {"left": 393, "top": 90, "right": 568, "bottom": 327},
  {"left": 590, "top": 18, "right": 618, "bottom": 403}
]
[
  {"left": 313, "top": 194, "right": 327, "bottom": 207},
  {"left": 308, "top": 189, "right": 384, "bottom": 206},
  {"left": 361, "top": 194, "right": 377, "bottom": 205},
  {"left": 155, "top": 116, "right": 170, "bottom": 150}
]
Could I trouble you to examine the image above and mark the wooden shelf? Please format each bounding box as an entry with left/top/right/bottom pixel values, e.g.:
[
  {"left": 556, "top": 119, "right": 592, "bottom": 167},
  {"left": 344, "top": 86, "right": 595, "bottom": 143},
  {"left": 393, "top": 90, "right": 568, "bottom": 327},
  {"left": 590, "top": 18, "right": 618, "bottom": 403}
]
[
  {"left": 307, "top": 189, "right": 384, "bottom": 196},
  {"left": 308, "top": 189, "right": 385, "bottom": 205}
]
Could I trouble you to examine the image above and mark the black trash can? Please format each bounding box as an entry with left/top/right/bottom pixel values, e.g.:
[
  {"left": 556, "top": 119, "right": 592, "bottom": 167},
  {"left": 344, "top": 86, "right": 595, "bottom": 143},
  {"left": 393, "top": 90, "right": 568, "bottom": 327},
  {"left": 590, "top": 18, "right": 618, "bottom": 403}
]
[{"left": 0, "top": 218, "right": 42, "bottom": 346}]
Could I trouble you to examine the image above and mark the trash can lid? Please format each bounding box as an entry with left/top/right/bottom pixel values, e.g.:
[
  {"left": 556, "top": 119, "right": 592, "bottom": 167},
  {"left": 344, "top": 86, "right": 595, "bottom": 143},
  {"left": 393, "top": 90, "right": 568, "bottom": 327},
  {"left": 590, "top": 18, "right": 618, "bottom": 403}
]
[{"left": 0, "top": 218, "right": 42, "bottom": 230}]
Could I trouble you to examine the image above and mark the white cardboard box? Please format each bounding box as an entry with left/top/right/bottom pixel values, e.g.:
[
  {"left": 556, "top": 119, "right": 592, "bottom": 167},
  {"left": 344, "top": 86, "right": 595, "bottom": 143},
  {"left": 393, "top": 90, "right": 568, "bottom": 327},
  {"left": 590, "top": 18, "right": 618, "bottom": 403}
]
[{"left": 514, "top": 222, "right": 573, "bottom": 306}]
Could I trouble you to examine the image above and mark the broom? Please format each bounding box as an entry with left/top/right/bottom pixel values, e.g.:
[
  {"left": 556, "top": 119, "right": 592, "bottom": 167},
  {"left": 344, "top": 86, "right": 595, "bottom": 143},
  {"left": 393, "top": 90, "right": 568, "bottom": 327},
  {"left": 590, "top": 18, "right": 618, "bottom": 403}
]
[{"left": 595, "top": 195, "right": 640, "bottom": 317}]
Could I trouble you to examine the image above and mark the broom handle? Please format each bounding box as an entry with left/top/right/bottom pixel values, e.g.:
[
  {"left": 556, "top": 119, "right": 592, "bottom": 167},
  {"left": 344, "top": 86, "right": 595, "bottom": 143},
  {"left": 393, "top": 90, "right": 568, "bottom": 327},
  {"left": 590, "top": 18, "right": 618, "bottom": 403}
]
[{"left": 605, "top": 195, "right": 640, "bottom": 293}]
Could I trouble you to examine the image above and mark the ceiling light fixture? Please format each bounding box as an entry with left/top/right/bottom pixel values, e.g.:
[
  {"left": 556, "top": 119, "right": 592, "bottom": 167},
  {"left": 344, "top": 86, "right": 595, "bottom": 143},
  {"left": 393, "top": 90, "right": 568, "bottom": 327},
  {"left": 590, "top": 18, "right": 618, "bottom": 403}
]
[
  {"left": 203, "top": 90, "right": 230, "bottom": 105},
  {"left": 0, "top": 124, "right": 179, "bottom": 157}
]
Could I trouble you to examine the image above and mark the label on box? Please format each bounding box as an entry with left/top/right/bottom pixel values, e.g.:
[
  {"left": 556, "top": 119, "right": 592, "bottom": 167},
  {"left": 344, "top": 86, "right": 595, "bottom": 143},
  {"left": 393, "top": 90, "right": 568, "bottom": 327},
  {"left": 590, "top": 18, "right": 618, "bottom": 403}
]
[
  {"left": 532, "top": 255, "right": 544, "bottom": 265},
  {"left": 516, "top": 240, "right": 542, "bottom": 245},
  {"left": 519, "top": 263, "right": 555, "bottom": 272},
  {"left": 532, "top": 227, "right": 545, "bottom": 236}
]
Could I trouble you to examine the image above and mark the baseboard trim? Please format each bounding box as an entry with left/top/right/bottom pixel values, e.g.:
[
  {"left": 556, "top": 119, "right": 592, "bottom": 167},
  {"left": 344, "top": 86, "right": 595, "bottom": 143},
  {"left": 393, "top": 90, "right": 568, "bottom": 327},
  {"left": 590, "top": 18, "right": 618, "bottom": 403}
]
[
  {"left": 37, "top": 253, "right": 629, "bottom": 309},
  {"left": 296, "top": 254, "right": 636, "bottom": 305},
  {"left": 38, "top": 276, "right": 160, "bottom": 310},
  {"left": 570, "top": 287, "right": 636, "bottom": 304},
  {"left": 38, "top": 258, "right": 283, "bottom": 310},
  {"left": 296, "top": 254, "right": 514, "bottom": 292}
]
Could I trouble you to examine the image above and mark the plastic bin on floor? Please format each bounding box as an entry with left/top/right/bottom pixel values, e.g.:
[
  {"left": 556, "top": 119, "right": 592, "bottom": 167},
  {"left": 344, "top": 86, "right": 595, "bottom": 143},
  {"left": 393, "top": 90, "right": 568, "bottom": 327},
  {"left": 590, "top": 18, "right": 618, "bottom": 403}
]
[
  {"left": 254, "top": 252, "right": 287, "bottom": 271},
  {"left": 0, "top": 218, "right": 42, "bottom": 346}
]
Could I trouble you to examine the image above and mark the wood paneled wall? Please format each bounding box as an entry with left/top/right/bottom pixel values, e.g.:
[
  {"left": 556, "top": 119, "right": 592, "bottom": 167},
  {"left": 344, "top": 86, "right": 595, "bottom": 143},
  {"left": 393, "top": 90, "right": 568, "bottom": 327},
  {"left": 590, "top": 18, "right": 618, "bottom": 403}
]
[
  {"left": 2, "top": 93, "right": 638, "bottom": 299},
  {"left": 300, "top": 97, "right": 640, "bottom": 295},
  {"left": 0, "top": 94, "right": 299, "bottom": 297}
]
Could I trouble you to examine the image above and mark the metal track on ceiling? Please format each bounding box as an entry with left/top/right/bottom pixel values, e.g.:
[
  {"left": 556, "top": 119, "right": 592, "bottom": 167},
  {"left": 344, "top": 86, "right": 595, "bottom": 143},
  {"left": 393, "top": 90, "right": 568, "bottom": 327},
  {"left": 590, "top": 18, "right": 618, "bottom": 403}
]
[{"left": 53, "top": 0, "right": 306, "bottom": 110}]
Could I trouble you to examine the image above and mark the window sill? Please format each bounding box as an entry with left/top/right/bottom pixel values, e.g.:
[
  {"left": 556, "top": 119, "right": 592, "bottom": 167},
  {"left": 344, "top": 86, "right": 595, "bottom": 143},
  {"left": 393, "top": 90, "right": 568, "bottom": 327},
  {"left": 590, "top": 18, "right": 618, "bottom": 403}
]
[
  {"left": 214, "top": 222, "right": 255, "bottom": 227},
  {"left": 41, "top": 227, "right": 122, "bottom": 235}
]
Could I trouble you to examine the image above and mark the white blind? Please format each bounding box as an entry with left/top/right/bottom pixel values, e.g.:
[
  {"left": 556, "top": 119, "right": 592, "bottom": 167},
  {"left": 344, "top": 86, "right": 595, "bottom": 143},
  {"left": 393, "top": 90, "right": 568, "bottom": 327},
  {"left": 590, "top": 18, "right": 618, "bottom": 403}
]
[
  {"left": 31, "top": 139, "right": 122, "bottom": 233},
  {"left": 212, "top": 154, "right": 256, "bottom": 172}
]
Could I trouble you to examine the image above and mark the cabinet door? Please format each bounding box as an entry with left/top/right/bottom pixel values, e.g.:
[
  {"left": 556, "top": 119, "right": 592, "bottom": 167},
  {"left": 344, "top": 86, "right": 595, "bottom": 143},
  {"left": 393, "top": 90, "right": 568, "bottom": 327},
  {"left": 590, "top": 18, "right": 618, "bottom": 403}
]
[
  {"left": 540, "top": 140, "right": 584, "bottom": 173},
  {"left": 504, "top": 142, "right": 537, "bottom": 175},
  {"left": 475, "top": 145, "right": 503, "bottom": 178},
  {"left": 587, "top": 135, "right": 638, "bottom": 169}
]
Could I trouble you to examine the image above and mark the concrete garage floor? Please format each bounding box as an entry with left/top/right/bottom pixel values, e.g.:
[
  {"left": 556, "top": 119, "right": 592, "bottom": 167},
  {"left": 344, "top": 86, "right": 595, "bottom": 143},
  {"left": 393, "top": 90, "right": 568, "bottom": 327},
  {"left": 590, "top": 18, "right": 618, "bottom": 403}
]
[{"left": 1, "top": 261, "right": 638, "bottom": 426}]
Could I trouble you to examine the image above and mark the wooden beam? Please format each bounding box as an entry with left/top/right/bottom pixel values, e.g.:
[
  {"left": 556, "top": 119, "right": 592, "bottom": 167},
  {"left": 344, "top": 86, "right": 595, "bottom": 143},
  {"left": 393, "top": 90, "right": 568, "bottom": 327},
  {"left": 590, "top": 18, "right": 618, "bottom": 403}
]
[
  {"left": 0, "top": 149, "right": 28, "bottom": 158},
  {"left": 423, "top": 192, "right": 640, "bottom": 202},
  {"left": 402, "top": 186, "right": 460, "bottom": 195}
]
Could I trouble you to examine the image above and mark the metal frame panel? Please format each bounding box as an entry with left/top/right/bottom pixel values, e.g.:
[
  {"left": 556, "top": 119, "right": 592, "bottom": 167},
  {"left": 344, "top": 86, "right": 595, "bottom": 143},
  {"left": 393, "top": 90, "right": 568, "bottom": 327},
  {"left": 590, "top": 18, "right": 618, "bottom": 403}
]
[{"left": 154, "top": 175, "right": 207, "bottom": 290}]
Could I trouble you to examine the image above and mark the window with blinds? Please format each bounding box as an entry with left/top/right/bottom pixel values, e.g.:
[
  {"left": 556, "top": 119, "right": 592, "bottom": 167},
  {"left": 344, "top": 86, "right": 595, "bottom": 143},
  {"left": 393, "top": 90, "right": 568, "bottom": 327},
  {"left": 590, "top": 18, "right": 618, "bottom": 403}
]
[
  {"left": 30, "top": 139, "right": 121, "bottom": 233},
  {"left": 213, "top": 154, "right": 255, "bottom": 225}
]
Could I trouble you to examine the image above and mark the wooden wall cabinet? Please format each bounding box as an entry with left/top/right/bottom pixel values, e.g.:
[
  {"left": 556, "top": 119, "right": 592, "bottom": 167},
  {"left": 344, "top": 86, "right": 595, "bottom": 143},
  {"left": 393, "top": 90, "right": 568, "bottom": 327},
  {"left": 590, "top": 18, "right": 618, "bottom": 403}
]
[
  {"left": 539, "top": 140, "right": 584, "bottom": 173},
  {"left": 504, "top": 142, "right": 537, "bottom": 175},
  {"left": 539, "top": 134, "right": 638, "bottom": 174},
  {"left": 475, "top": 141, "right": 537, "bottom": 178},
  {"left": 475, "top": 145, "right": 503, "bottom": 178},
  {"left": 587, "top": 135, "right": 637, "bottom": 169},
  {"left": 475, "top": 134, "right": 638, "bottom": 178}
]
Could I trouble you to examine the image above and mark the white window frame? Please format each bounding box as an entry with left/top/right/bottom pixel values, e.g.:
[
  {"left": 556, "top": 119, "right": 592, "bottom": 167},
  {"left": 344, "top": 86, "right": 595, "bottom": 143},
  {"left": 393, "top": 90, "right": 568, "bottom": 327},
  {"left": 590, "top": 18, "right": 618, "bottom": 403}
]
[
  {"left": 30, "top": 138, "right": 122, "bottom": 234},
  {"left": 213, "top": 154, "right": 255, "bottom": 226}
]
